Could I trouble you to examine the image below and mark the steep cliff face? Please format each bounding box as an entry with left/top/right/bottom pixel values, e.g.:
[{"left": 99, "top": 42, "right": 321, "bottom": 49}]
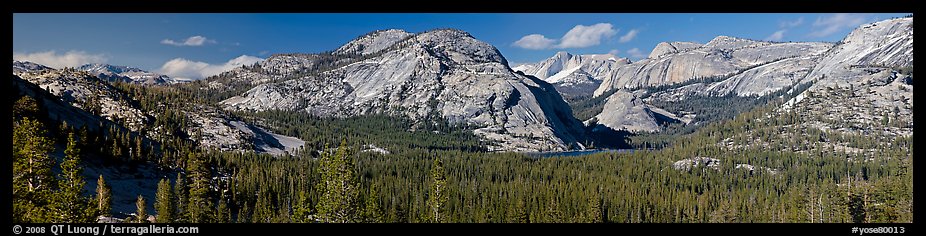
[
  {"left": 594, "top": 37, "right": 833, "bottom": 97},
  {"left": 222, "top": 29, "right": 587, "bottom": 152},
  {"left": 514, "top": 51, "right": 629, "bottom": 98},
  {"left": 780, "top": 17, "right": 913, "bottom": 142},
  {"left": 588, "top": 17, "right": 912, "bottom": 135}
]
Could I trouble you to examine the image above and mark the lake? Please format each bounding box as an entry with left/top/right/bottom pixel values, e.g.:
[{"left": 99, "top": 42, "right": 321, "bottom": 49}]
[{"left": 528, "top": 149, "right": 635, "bottom": 158}]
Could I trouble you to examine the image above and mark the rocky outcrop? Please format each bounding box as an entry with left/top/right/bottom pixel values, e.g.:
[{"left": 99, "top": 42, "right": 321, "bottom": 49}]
[
  {"left": 590, "top": 90, "right": 659, "bottom": 133},
  {"left": 588, "top": 36, "right": 834, "bottom": 133},
  {"left": 13, "top": 61, "right": 51, "bottom": 73},
  {"left": 594, "top": 38, "right": 833, "bottom": 97},
  {"left": 78, "top": 63, "right": 173, "bottom": 85},
  {"left": 13, "top": 65, "right": 151, "bottom": 132},
  {"left": 12, "top": 61, "right": 303, "bottom": 155},
  {"left": 780, "top": 17, "right": 913, "bottom": 142},
  {"left": 514, "top": 51, "right": 629, "bottom": 98},
  {"left": 223, "top": 29, "right": 587, "bottom": 152},
  {"left": 648, "top": 42, "right": 702, "bottom": 59},
  {"left": 334, "top": 29, "right": 414, "bottom": 55}
]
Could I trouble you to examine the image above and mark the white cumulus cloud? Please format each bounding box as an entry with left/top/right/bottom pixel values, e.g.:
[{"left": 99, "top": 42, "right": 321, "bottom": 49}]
[
  {"left": 161, "top": 35, "right": 216, "bottom": 46},
  {"left": 780, "top": 17, "right": 804, "bottom": 28},
  {"left": 556, "top": 23, "right": 617, "bottom": 48},
  {"left": 618, "top": 29, "right": 639, "bottom": 43},
  {"left": 512, "top": 23, "right": 618, "bottom": 50},
  {"left": 512, "top": 34, "right": 557, "bottom": 50},
  {"left": 13, "top": 50, "right": 107, "bottom": 69},
  {"left": 159, "top": 55, "right": 263, "bottom": 80},
  {"left": 809, "top": 13, "right": 867, "bottom": 38},
  {"left": 765, "top": 30, "right": 787, "bottom": 41},
  {"left": 626, "top": 48, "right": 645, "bottom": 59},
  {"left": 608, "top": 49, "right": 620, "bottom": 56}
]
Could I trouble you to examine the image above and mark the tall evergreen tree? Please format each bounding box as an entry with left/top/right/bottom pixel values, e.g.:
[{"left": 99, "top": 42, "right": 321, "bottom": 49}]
[
  {"left": 426, "top": 157, "right": 448, "bottom": 223},
  {"left": 315, "top": 141, "right": 360, "bottom": 223},
  {"left": 292, "top": 191, "right": 312, "bottom": 223},
  {"left": 136, "top": 195, "right": 148, "bottom": 223},
  {"left": 12, "top": 117, "right": 55, "bottom": 222},
  {"left": 187, "top": 152, "right": 213, "bottom": 223},
  {"left": 363, "top": 185, "right": 384, "bottom": 223},
  {"left": 173, "top": 173, "right": 188, "bottom": 223},
  {"left": 52, "top": 132, "right": 94, "bottom": 223},
  {"left": 155, "top": 179, "right": 174, "bottom": 223},
  {"left": 95, "top": 175, "right": 112, "bottom": 217}
]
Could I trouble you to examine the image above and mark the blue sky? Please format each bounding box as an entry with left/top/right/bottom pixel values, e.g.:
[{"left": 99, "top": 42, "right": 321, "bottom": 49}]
[{"left": 13, "top": 13, "right": 909, "bottom": 79}]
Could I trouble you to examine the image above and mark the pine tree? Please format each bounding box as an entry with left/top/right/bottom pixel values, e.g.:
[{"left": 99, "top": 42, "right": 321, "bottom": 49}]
[
  {"left": 95, "top": 175, "right": 112, "bottom": 217},
  {"left": 187, "top": 152, "right": 213, "bottom": 223},
  {"left": 362, "top": 185, "right": 384, "bottom": 223},
  {"left": 12, "top": 117, "right": 55, "bottom": 222},
  {"left": 173, "top": 173, "right": 188, "bottom": 223},
  {"left": 136, "top": 195, "right": 148, "bottom": 223},
  {"left": 315, "top": 141, "right": 360, "bottom": 223},
  {"left": 215, "top": 193, "right": 230, "bottom": 223},
  {"left": 13, "top": 117, "right": 55, "bottom": 194},
  {"left": 426, "top": 157, "right": 448, "bottom": 223},
  {"left": 585, "top": 189, "right": 603, "bottom": 223},
  {"left": 293, "top": 191, "right": 312, "bottom": 223},
  {"left": 236, "top": 201, "right": 250, "bottom": 223},
  {"left": 52, "top": 132, "right": 94, "bottom": 223},
  {"left": 155, "top": 179, "right": 174, "bottom": 223}
]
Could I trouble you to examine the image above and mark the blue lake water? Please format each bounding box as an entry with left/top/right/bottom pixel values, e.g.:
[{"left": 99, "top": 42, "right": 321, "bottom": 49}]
[{"left": 528, "top": 149, "right": 635, "bottom": 158}]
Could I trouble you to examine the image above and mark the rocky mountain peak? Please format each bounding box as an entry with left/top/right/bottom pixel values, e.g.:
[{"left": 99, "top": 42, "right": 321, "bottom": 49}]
[
  {"left": 222, "top": 28, "right": 587, "bottom": 152},
  {"left": 704, "top": 35, "right": 767, "bottom": 50},
  {"left": 412, "top": 28, "right": 509, "bottom": 66},
  {"left": 77, "top": 63, "right": 173, "bottom": 85},
  {"left": 13, "top": 60, "right": 52, "bottom": 73},
  {"left": 648, "top": 41, "right": 703, "bottom": 59},
  {"left": 334, "top": 29, "right": 413, "bottom": 56}
]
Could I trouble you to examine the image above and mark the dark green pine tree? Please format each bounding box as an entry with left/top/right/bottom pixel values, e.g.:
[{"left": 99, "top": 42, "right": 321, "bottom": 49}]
[
  {"left": 585, "top": 189, "right": 603, "bottom": 223},
  {"left": 426, "top": 157, "right": 448, "bottom": 223},
  {"left": 95, "top": 175, "right": 112, "bottom": 217},
  {"left": 187, "top": 152, "right": 213, "bottom": 223},
  {"left": 512, "top": 198, "right": 529, "bottom": 223},
  {"left": 315, "top": 141, "right": 360, "bottom": 223},
  {"left": 136, "top": 195, "right": 148, "bottom": 223},
  {"left": 52, "top": 132, "right": 94, "bottom": 223},
  {"left": 12, "top": 117, "right": 56, "bottom": 222},
  {"left": 215, "top": 193, "right": 231, "bottom": 223},
  {"left": 362, "top": 185, "right": 384, "bottom": 223},
  {"left": 173, "top": 173, "right": 188, "bottom": 223},
  {"left": 155, "top": 179, "right": 174, "bottom": 223},
  {"left": 292, "top": 191, "right": 313, "bottom": 223},
  {"left": 236, "top": 201, "right": 250, "bottom": 223}
]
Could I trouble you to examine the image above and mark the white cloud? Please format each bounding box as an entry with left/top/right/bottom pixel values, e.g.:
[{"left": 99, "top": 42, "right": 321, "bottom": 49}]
[
  {"left": 765, "top": 30, "right": 786, "bottom": 41},
  {"left": 512, "top": 34, "right": 556, "bottom": 50},
  {"left": 161, "top": 35, "right": 216, "bottom": 46},
  {"left": 809, "top": 13, "right": 867, "bottom": 38},
  {"left": 12, "top": 50, "right": 107, "bottom": 69},
  {"left": 512, "top": 23, "right": 618, "bottom": 50},
  {"left": 779, "top": 17, "right": 804, "bottom": 28},
  {"left": 618, "top": 29, "right": 639, "bottom": 43},
  {"left": 159, "top": 55, "right": 264, "bottom": 80},
  {"left": 627, "top": 48, "right": 645, "bottom": 59},
  {"left": 608, "top": 49, "right": 620, "bottom": 55},
  {"left": 556, "top": 23, "right": 617, "bottom": 49}
]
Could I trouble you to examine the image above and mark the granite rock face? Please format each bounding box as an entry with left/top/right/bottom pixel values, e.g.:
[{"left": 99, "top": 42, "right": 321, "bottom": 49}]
[
  {"left": 222, "top": 29, "right": 587, "bottom": 152},
  {"left": 77, "top": 63, "right": 174, "bottom": 85},
  {"left": 513, "top": 51, "right": 629, "bottom": 98}
]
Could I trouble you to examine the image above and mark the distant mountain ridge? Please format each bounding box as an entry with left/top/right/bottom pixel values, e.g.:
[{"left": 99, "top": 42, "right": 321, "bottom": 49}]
[{"left": 77, "top": 63, "right": 176, "bottom": 85}]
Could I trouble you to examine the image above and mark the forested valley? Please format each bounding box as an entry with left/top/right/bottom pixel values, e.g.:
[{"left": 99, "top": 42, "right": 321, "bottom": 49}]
[{"left": 12, "top": 78, "right": 912, "bottom": 223}]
